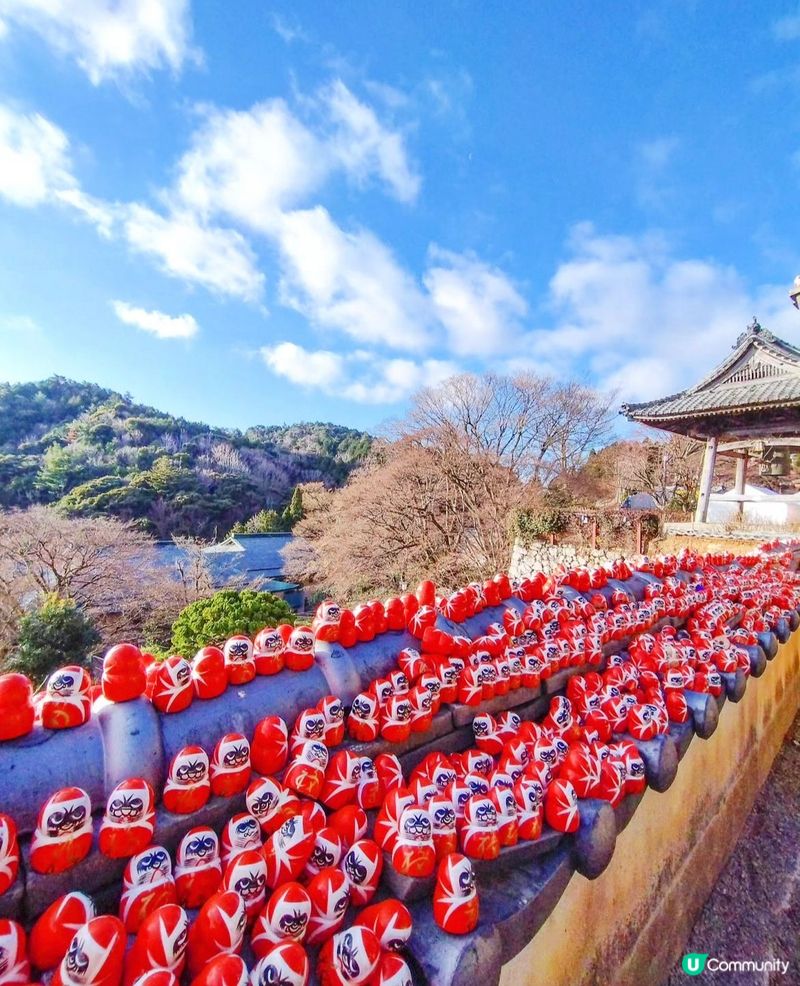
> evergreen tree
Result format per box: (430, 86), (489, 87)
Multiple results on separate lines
(281, 486), (304, 529)
(5, 594), (100, 685)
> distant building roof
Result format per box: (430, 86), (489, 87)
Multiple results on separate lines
(621, 321), (800, 438)
(621, 492), (659, 509)
(154, 533), (298, 589)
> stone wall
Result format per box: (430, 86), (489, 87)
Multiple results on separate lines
(498, 630), (800, 986)
(509, 540), (622, 577)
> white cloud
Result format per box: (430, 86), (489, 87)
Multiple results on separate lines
(261, 340), (458, 404)
(0, 104), (75, 206)
(174, 100), (325, 234)
(773, 11), (800, 41)
(532, 223), (800, 403)
(276, 205), (432, 351)
(112, 299), (198, 339)
(322, 80), (421, 203)
(171, 80), (419, 236)
(0, 312), (40, 334)
(424, 246), (528, 356)
(0, 0), (199, 83)
(269, 12), (310, 45)
(122, 204), (265, 302)
(54, 187), (116, 236)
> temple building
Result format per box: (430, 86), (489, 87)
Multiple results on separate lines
(622, 319), (800, 525)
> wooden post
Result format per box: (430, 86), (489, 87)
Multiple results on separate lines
(591, 516), (598, 550)
(636, 517), (643, 554)
(694, 436), (718, 525)
(735, 451), (748, 518)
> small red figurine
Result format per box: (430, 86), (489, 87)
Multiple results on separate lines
(163, 746), (211, 814)
(433, 853), (479, 935)
(30, 786), (93, 874)
(99, 779), (155, 858)
(29, 892), (95, 972)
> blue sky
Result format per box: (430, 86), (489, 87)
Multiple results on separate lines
(1, 1), (799, 433)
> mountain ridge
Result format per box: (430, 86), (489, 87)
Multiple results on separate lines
(0, 376), (373, 538)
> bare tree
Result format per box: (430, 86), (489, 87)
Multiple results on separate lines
(617, 434), (704, 510)
(404, 372), (614, 483)
(286, 372), (612, 600)
(0, 507), (205, 656)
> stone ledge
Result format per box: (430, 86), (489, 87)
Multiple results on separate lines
(497, 630), (800, 986)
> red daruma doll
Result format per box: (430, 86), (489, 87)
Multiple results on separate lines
(221, 849), (266, 925)
(223, 637), (255, 686)
(30, 787), (93, 874)
(250, 882), (312, 957)
(284, 626), (315, 672)
(263, 814), (315, 889)
(318, 925), (381, 986)
(284, 740), (328, 800)
(353, 899), (413, 953)
(186, 891), (246, 977)
(146, 657), (193, 714)
(191, 647), (227, 700)
(102, 644), (146, 703)
(175, 827), (222, 908)
(0, 920), (30, 985)
(124, 904), (189, 986)
(253, 628), (285, 676)
(40, 666), (92, 729)
(390, 805), (436, 878)
(341, 839), (383, 906)
(210, 734), (251, 797)
(305, 867), (351, 946)
(347, 693), (379, 742)
(0, 673), (35, 740)
(29, 892), (95, 973)
(52, 915), (127, 986)
(433, 853), (479, 935)
(99, 779), (155, 858)
(163, 746), (211, 814)
(0, 813), (19, 895)
(459, 795), (500, 861)
(250, 715), (289, 776)
(119, 845), (177, 933)
(249, 944), (308, 986)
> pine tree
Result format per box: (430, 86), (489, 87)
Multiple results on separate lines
(281, 486), (304, 529)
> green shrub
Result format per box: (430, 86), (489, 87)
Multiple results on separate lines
(511, 489), (573, 544)
(5, 594), (100, 686)
(229, 509), (283, 535)
(170, 589), (296, 655)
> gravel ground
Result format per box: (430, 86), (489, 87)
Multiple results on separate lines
(666, 712), (800, 986)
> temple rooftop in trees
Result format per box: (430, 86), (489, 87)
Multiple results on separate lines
(621, 319), (800, 524)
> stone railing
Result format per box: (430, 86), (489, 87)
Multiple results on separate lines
(1, 550), (799, 986)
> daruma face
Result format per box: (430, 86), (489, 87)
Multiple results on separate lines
(126, 846), (171, 886)
(47, 666), (88, 698)
(60, 916), (125, 986)
(170, 747), (209, 786)
(42, 789), (91, 837)
(223, 637), (253, 664)
(224, 813), (261, 853)
(399, 807), (431, 844)
(177, 828), (219, 868)
(105, 779), (153, 825)
(215, 735), (250, 770)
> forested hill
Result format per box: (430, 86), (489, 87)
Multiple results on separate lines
(0, 377), (372, 538)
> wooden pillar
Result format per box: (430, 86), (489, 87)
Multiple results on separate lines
(694, 436), (718, 525)
(735, 451), (748, 518)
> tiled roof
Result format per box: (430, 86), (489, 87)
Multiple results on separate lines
(622, 322), (800, 422)
(154, 533), (298, 588)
